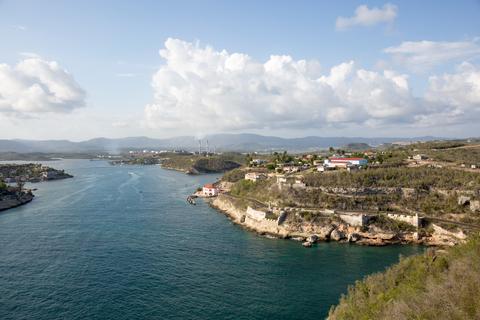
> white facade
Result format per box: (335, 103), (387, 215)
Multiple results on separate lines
(245, 172), (267, 182)
(202, 184), (219, 197)
(324, 158), (368, 168)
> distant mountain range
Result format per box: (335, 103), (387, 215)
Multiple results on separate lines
(0, 134), (441, 153)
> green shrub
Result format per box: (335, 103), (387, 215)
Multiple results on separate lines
(328, 235), (480, 320)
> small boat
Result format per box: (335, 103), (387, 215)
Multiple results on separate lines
(187, 196), (196, 205)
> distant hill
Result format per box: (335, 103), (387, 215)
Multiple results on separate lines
(0, 134), (441, 153)
(342, 143), (372, 151)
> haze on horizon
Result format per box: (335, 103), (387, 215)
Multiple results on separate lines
(0, 0), (479, 141)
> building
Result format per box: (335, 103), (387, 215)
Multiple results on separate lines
(245, 172), (267, 182)
(413, 154), (428, 161)
(250, 159), (267, 166)
(42, 171), (57, 180)
(202, 183), (219, 197)
(282, 165), (300, 173)
(324, 157), (368, 168)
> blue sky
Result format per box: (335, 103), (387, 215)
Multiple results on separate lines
(1, 0), (479, 140)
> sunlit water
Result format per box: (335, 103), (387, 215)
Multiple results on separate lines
(0, 160), (423, 319)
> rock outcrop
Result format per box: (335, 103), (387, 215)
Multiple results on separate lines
(209, 194), (468, 247)
(330, 229), (345, 241)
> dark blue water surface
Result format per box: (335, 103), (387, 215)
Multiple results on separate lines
(0, 160), (423, 319)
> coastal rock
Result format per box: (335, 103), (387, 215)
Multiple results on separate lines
(319, 225), (335, 240)
(307, 234), (318, 243)
(291, 236), (305, 242)
(302, 241), (313, 248)
(347, 233), (361, 243)
(429, 224), (467, 246)
(330, 229), (345, 241)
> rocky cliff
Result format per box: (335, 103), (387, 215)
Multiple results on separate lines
(210, 194), (467, 247)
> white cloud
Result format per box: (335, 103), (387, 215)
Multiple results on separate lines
(115, 73), (137, 77)
(145, 38), (428, 134)
(0, 57), (86, 117)
(336, 3), (397, 30)
(12, 25), (27, 31)
(421, 62), (480, 125)
(19, 52), (41, 58)
(384, 39), (480, 71)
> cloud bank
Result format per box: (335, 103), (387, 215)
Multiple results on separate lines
(0, 57), (85, 117)
(385, 39), (480, 71)
(144, 39), (480, 134)
(336, 3), (397, 30)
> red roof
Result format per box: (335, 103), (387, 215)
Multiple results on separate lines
(203, 183), (215, 189)
(330, 157), (365, 161)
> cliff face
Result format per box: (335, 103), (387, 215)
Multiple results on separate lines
(210, 194), (467, 246)
(0, 191), (34, 211)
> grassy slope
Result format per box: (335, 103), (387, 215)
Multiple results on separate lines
(328, 235), (480, 320)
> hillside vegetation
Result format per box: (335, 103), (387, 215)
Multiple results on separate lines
(161, 153), (244, 173)
(328, 235), (480, 320)
(304, 167), (480, 190)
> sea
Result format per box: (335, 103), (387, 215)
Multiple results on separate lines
(0, 159), (423, 319)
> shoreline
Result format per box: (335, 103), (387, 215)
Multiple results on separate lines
(207, 194), (467, 247)
(0, 193), (34, 212)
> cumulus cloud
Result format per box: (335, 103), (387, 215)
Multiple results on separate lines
(0, 57), (85, 117)
(421, 62), (480, 125)
(336, 3), (397, 30)
(385, 39), (480, 71)
(145, 38), (427, 133)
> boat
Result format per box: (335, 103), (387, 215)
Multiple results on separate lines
(187, 196), (196, 205)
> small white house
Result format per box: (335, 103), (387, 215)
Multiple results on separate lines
(283, 165), (300, 173)
(250, 159), (267, 166)
(202, 183), (219, 197)
(245, 172), (267, 182)
(413, 154), (428, 161)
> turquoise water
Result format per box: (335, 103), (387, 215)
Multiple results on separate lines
(0, 160), (423, 319)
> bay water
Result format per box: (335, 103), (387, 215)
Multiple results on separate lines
(0, 160), (422, 319)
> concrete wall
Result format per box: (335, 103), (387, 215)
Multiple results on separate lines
(387, 213), (421, 227)
(244, 215), (279, 231)
(337, 213), (370, 227)
(246, 206), (267, 221)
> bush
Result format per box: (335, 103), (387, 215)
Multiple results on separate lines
(303, 167), (480, 190)
(328, 236), (480, 320)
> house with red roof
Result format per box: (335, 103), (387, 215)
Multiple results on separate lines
(202, 183), (219, 197)
(323, 157), (368, 169)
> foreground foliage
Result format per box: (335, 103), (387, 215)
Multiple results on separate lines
(328, 236), (480, 320)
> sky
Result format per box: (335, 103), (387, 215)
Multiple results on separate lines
(0, 0), (479, 141)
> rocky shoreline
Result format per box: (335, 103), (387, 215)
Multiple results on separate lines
(209, 194), (467, 247)
(0, 192), (34, 212)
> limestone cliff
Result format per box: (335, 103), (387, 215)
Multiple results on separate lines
(210, 194), (466, 247)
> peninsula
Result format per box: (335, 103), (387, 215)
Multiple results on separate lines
(200, 140), (480, 247)
(110, 151), (243, 174)
(0, 163), (73, 211)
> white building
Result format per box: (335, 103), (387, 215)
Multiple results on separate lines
(202, 183), (219, 197)
(250, 159), (267, 166)
(324, 157), (368, 168)
(413, 154), (428, 161)
(282, 165), (300, 173)
(245, 172), (267, 182)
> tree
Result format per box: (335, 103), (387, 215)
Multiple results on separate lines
(245, 153), (253, 167)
